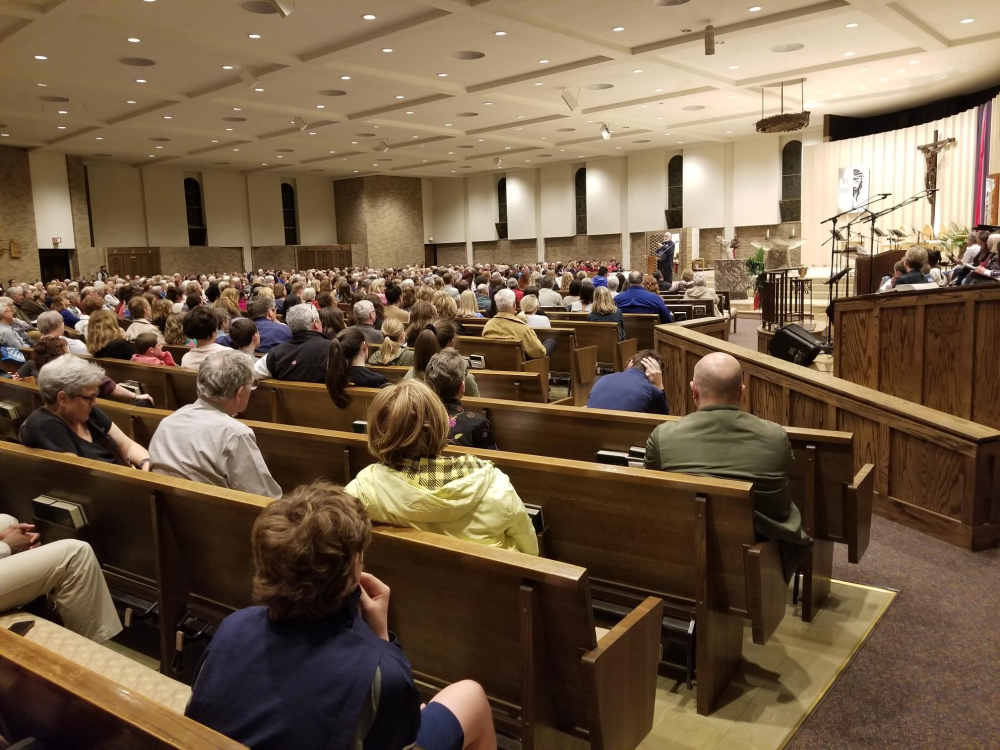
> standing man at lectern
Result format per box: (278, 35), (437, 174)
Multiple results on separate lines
(656, 236), (676, 284)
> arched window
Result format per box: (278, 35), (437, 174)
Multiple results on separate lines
(667, 155), (683, 229)
(184, 177), (206, 246)
(780, 141), (802, 222)
(575, 167), (587, 235)
(496, 177), (508, 239)
(281, 182), (299, 245)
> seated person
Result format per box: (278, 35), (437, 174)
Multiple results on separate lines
(20, 354), (151, 469)
(124, 296), (165, 344)
(326, 327), (390, 408)
(227, 318), (260, 363)
(150, 351), (281, 499)
(569, 282), (594, 312)
(482, 289), (555, 359)
(180, 307), (230, 372)
(352, 300), (384, 346)
(382, 284), (410, 324)
(404, 319), (479, 397)
(227, 296), (289, 353)
(592, 266), (609, 288)
(475, 283), (491, 311)
(36, 310), (87, 355)
(965, 232), (1000, 284)
(368, 318), (413, 366)
(0, 514), (122, 643)
(320, 306), (347, 339)
(537, 275), (563, 307)
(683, 272), (720, 310)
(346, 380), (537, 554)
(615, 271), (673, 323)
(254, 304), (332, 383)
(519, 294), (550, 329)
(878, 260), (905, 292)
(561, 279), (582, 310)
(668, 268), (695, 294)
(644, 352), (811, 579)
(185, 481), (496, 750)
(131, 332), (176, 366)
(587, 287), (625, 341)
(425, 348), (497, 450)
(586, 349), (668, 414)
(894, 246), (930, 286)
(50, 294), (81, 328)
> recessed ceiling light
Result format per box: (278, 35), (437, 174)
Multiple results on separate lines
(655, 88), (664, 93)
(233, 107), (241, 111)
(136, 78), (146, 83)
(633, 69), (643, 73)
(58, 110), (67, 114)
(156, 145), (163, 149)
(128, 37), (140, 43)
(516, 115), (524, 119)
(149, 154), (155, 157)
(329, 150), (336, 153)
(961, 18), (974, 24)
(859, 85), (867, 90)
(478, 139), (484, 142)
(860, 67), (869, 72)
(843, 52), (854, 57)
(612, 26), (624, 31)
(351, 141), (358, 144)
(910, 59), (919, 64)
(445, 123), (452, 126)
(382, 48), (393, 53)
(127, 100), (136, 104)
(233, 148), (240, 151)
(438, 73), (447, 77)
(729, 65), (738, 69)
(37, 83), (47, 86)
(504, 146), (511, 150)
(494, 30), (506, 36)
(897, 68), (905, 73)
(95, 136), (103, 140)
(405, 111), (414, 114)
(534, 82), (543, 86)
(341, 75), (351, 80)
(226, 128), (234, 131)
(223, 65), (234, 70)
(248, 34), (261, 39)
(515, 128), (522, 131)
(725, 130), (732, 134)
(34, 55), (47, 60)
(211, 140), (219, 143)
(483, 101), (492, 105)
(395, 95), (405, 99)
(845, 22), (858, 28)
(262, 163), (268, 166)
(57, 126), (66, 129)
(834, 93), (843, 98)
(254, 87), (264, 91)
(539, 59), (549, 64)
(676, 141), (683, 144)
(880, 77), (889, 82)
(316, 104), (325, 108)
(412, 135), (419, 139)
(308, 131), (316, 135)
(163, 115), (171, 119)
(749, 6), (762, 12)
(362, 14), (376, 20)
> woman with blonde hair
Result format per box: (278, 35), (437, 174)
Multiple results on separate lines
(345, 379), (537, 554)
(405, 301), (436, 346)
(86, 309), (134, 359)
(457, 290), (483, 319)
(587, 286), (625, 340)
(433, 293), (459, 321)
(416, 284), (435, 303)
(369, 318), (414, 366)
(221, 286), (240, 309)
(214, 295), (240, 320)
(519, 295), (550, 329)
(559, 272), (574, 293)
(163, 313), (188, 346)
(369, 278), (387, 306)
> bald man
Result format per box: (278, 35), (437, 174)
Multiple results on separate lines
(644, 352), (810, 579)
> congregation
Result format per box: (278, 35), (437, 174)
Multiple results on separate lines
(0, 259), (807, 750)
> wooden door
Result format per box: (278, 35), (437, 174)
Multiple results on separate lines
(127, 253), (143, 278)
(297, 249), (316, 269)
(316, 250), (333, 269)
(107, 253), (126, 278)
(424, 244), (437, 267)
(140, 252), (159, 277)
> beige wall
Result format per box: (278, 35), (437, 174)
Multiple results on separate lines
(334, 178), (366, 246)
(66, 156), (105, 278)
(159, 247), (244, 276)
(544, 234), (622, 264)
(437, 244), (467, 267)
(0, 146), (41, 282)
(364, 176), (423, 268)
(252, 245), (297, 271)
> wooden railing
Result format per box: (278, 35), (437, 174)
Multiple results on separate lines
(834, 284), (1000, 429)
(655, 324), (1000, 552)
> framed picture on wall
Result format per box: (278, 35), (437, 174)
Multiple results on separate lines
(9, 240), (21, 260)
(837, 165), (870, 213)
(986, 173), (999, 225)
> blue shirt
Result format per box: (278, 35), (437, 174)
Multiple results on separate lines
(614, 286), (673, 323)
(60, 309), (81, 327)
(592, 275), (608, 288)
(186, 591), (421, 750)
(586, 367), (669, 414)
(217, 318), (292, 353)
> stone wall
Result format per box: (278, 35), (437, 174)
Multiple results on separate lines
(0, 146), (40, 282)
(629, 233), (646, 274)
(733, 222), (802, 262)
(437, 244), (466, 267)
(363, 176), (423, 268)
(251, 246), (297, 271)
(333, 178), (366, 247)
(544, 234), (622, 265)
(698, 228), (727, 263)
(158, 247), (244, 276)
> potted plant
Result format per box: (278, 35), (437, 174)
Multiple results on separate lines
(745, 246), (766, 309)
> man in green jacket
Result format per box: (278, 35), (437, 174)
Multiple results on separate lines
(644, 352), (811, 580)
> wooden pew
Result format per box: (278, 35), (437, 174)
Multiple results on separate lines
(0, 627), (245, 750)
(457, 321), (577, 375)
(545, 320), (631, 371)
(670, 315), (731, 341)
(543, 311), (662, 352)
(656, 323), (1000, 552)
(0, 444), (662, 747)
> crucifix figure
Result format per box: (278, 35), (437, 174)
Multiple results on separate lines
(917, 129), (956, 227)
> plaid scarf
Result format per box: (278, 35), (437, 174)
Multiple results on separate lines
(401, 454), (488, 491)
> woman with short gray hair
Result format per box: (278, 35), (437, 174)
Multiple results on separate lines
(424, 348), (496, 450)
(20, 354), (150, 469)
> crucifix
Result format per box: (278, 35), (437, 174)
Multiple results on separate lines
(917, 129), (956, 228)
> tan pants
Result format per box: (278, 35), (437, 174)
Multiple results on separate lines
(0, 514), (122, 642)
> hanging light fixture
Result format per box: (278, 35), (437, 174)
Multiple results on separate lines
(756, 77), (810, 133)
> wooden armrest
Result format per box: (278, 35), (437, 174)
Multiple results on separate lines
(845, 463), (874, 564)
(745, 539), (786, 645)
(582, 596), (662, 750)
(614, 339), (638, 372)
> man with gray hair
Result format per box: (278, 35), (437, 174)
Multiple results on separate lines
(606, 274), (620, 297)
(482, 288), (553, 359)
(149, 351), (281, 499)
(644, 352), (810, 579)
(351, 299), (384, 346)
(614, 271), (673, 323)
(36, 310), (88, 356)
(253, 303), (330, 383)
(0, 297), (32, 349)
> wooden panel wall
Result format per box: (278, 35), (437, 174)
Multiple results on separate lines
(835, 286), (1000, 428)
(657, 325), (1000, 552)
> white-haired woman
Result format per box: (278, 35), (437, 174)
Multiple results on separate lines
(683, 272), (721, 309)
(20, 354), (150, 469)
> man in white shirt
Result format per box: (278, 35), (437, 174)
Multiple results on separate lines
(537, 275), (564, 307)
(150, 350), (282, 499)
(180, 306), (229, 372)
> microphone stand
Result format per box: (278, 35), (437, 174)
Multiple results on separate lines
(863, 189), (935, 294)
(821, 193), (889, 346)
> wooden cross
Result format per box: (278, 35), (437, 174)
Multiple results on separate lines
(917, 129), (956, 228)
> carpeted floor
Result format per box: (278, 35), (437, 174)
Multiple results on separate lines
(788, 516), (1000, 748)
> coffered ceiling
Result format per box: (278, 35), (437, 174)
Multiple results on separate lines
(0, 0), (997, 178)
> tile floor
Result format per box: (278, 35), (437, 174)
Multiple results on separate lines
(639, 580), (896, 749)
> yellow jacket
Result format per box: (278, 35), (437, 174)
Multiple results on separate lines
(345, 454), (538, 555)
(482, 312), (547, 359)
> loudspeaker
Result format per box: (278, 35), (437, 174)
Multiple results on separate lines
(768, 324), (824, 366)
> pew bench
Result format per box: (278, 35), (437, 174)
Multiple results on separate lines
(0, 624), (243, 749)
(0, 444), (662, 749)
